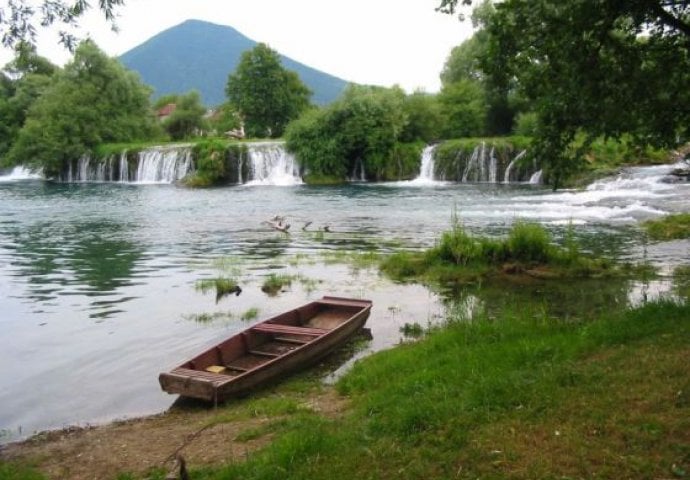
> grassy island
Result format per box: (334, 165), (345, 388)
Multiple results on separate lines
(381, 219), (632, 285)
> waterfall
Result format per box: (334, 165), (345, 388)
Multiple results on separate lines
(503, 150), (527, 183)
(59, 144), (193, 183)
(136, 146), (193, 184)
(462, 145), (480, 182)
(350, 158), (366, 182)
(0, 166), (43, 182)
(245, 142), (302, 186)
(409, 145), (440, 185)
(488, 147), (498, 183)
(529, 170), (543, 184)
(119, 152), (129, 182)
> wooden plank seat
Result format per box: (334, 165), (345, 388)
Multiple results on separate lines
(251, 323), (329, 336)
(249, 349), (281, 358)
(172, 367), (230, 380)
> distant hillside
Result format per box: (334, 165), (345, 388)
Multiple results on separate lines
(119, 19), (350, 106)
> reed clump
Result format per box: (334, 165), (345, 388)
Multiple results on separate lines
(643, 213), (690, 240)
(381, 220), (615, 283)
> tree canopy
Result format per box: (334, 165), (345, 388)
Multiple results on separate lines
(285, 84), (408, 180)
(157, 90), (207, 140)
(226, 43), (312, 138)
(7, 40), (159, 175)
(0, 0), (123, 51)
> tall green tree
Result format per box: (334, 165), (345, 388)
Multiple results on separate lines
(286, 85), (407, 180)
(8, 40), (159, 175)
(0, 46), (57, 161)
(226, 43), (311, 138)
(440, 0), (515, 136)
(438, 79), (486, 138)
(400, 90), (444, 143)
(157, 91), (207, 140)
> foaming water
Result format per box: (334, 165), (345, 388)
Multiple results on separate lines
(0, 166), (43, 182)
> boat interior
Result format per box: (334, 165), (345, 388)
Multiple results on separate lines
(180, 300), (365, 376)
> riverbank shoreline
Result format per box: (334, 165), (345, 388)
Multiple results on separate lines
(2, 299), (688, 480)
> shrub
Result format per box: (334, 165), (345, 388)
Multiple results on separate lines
(507, 221), (553, 264)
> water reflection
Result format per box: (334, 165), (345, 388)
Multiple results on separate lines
(5, 219), (144, 312)
(440, 277), (634, 322)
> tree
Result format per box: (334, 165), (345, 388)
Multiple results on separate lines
(8, 40), (159, 175)
(440, 0), (516, 136)
(159, 91), (207, 140)
(438, 79), (486, 138)
(400, 90), (444, 143)
(286, 85), (408, 180)
(0, 0), (123, 51)
(440, 0), (690, 188)
(0, 46), (57, 160)
(226, 43), (311, 138)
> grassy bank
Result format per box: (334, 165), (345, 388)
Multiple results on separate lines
(195, 300), (689, 479)
(2, 300), (688, 479)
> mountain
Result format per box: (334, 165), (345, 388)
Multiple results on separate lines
(119, 19), (350, 107)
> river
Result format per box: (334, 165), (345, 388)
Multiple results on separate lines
(0, 160), (688, 443)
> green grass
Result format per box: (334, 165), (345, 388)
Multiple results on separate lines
(0, 463), (46, 480)
(643, 213), (690, 240)
(240, 307), (260, 321)
(260, 274), (294, 295)
(195, 277), (240, 301)
(381, 220), (617, 284)
(186, 299), (690, 479)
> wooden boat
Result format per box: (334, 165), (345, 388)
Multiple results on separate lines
(159, 296), (372, 402)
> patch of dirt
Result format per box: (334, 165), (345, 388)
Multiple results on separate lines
(0, 388), (350, 479)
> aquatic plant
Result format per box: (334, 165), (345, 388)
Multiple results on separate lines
(382, 220), (616, 283)
(240, 307), (260, 321)
(261, 274), (294, 295)
(643, 213), (690, 241)
(399, 322), (425, 338)
(195, 277), (241, 302)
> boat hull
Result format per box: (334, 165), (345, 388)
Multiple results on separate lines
(159, 296), (372, 402)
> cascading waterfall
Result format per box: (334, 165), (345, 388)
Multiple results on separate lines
(503, 150), (526, 183)
(529, 170), (543, 184)
(119, 152), (129, 183)
(135, 146), (193, 184)
(60, 145), (193, 183)
(409, 145), (440, 185)
(350, 158), (366, 182)
(245, 142), (302, 186)
(488, 147), (498, 183)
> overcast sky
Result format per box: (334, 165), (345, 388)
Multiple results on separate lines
(0, 0), (476, 92)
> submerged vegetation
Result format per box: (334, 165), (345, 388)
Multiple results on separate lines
(195, 277), (241, 301)
(643, 213), (690, 241)
(260, 274), (294, 296)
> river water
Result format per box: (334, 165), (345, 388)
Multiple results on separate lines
(0, 162), (688, 443)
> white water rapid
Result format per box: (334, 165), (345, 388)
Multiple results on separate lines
(245, 142), (302, 186)
(509, 161), (689, 224)
(0, 166), (43, 182)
